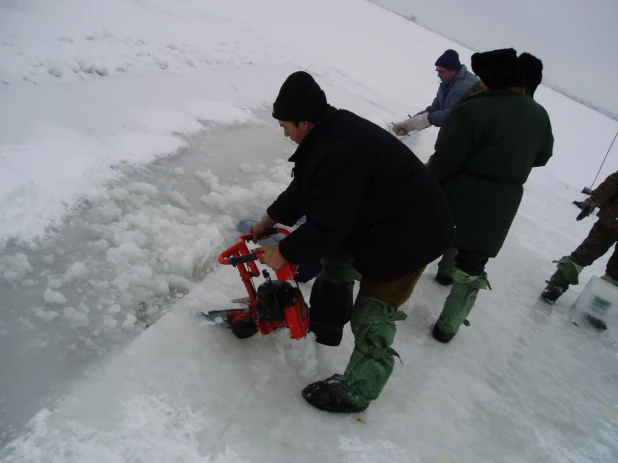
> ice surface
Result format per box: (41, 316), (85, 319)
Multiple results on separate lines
(1, 110), (616, 462)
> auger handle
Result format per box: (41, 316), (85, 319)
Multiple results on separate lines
(218, 227), (291, 266)
(241, 228), (280, 242)
(229, 252), (264, 267)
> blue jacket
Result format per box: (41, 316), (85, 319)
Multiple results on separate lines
(424, 65), (479, 127)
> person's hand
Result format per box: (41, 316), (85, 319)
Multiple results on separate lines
(391, 113), (431, 136)
(392, 122), (409, 136)
(576, 197), (597, 221)
(250, 216), (277, 243)
(253, 245), (287, 271)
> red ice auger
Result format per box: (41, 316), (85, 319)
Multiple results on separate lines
(203, 228), (310, 340)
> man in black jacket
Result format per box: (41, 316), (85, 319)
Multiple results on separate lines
(251, 71), (453, 413)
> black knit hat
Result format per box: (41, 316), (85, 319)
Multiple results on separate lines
(471, 48), (524, 89)
(272, 71), (328, 122)
(518, 52), (543, 96)
(435, 49), (462, 71)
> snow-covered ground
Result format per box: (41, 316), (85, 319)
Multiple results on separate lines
(1, 0), (618, 461)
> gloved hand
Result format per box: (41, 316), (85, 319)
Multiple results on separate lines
(576, 197), (597, 221)
(391, 112), (431, 136)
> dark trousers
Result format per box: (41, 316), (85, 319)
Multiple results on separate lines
(455, 249), (489, 276)
(308, 252), (423, 345)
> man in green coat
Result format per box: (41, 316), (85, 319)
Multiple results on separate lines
(434, 51), (545, 285)
(426, 48), (554, 343)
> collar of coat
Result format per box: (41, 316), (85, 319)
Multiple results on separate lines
(467, 87), (528, 101)
(288, 104), (339, 164)
(440, 65), (470, 88)
(455, 65), (470, 81)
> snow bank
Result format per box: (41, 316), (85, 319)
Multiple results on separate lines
(1, 0), (617, 250)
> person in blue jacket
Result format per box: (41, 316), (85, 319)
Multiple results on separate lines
(392, 49), (479, 135)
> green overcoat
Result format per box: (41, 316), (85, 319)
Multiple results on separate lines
(427, 89), (554, 257)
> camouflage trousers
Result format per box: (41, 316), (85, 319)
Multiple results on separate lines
(570, 218), (618, 279)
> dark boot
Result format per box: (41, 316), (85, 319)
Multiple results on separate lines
(541, 284), (565, 304)
(302, 374), (368, 413)
(309, 321), (345, 346)
(309, 273), (354, 346)
(435, 270), (454, 286)
(432, 324), (456, 343)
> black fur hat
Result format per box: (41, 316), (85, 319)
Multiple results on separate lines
(471, 48), (524, 89)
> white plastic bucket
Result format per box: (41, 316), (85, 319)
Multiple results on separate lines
(569, 276), (618, 338)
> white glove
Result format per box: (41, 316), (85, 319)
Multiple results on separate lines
(391, 112), (431, 136)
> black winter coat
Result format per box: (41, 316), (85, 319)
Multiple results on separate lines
(267, 105), (454, 281)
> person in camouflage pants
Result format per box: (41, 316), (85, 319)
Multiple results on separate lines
(542, 170), (618, 303)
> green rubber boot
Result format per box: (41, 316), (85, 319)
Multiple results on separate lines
(433, 269), (488, 343)
(541, 256), (582, 303)
(339, 295), (407, 408)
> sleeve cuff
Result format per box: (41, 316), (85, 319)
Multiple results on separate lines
(266, 204), (301, 227)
